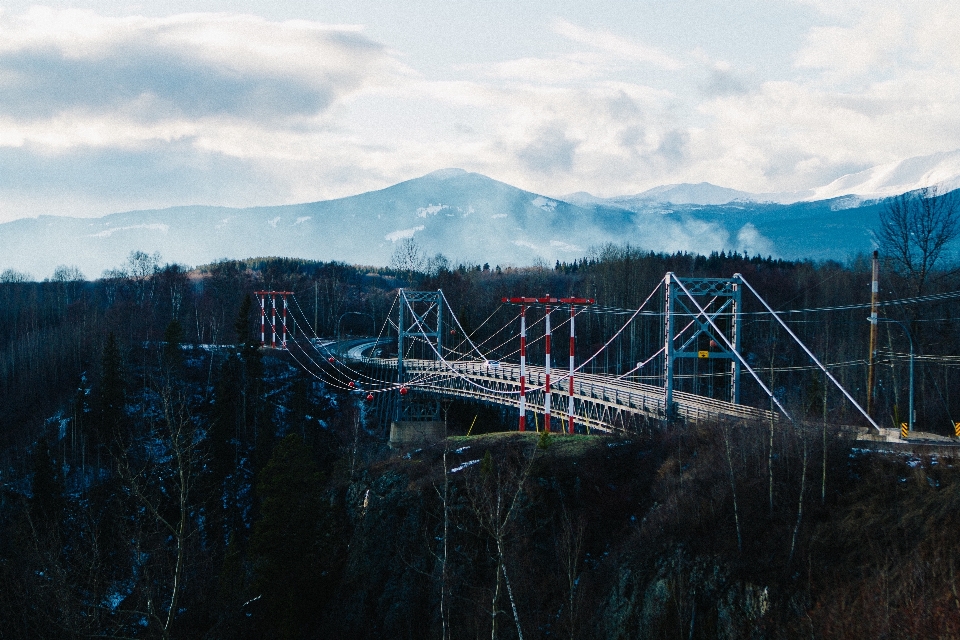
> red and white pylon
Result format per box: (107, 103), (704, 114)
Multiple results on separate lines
(503, 296), (594, 434)
(258, 294), (266, 346)
(282, 294), (289, 349)
(254, 291), (294, 350)
(519, 304), (527, 432)
(544, 303), (552, 432)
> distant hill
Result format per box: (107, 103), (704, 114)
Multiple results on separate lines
(1, 165), (952, 279)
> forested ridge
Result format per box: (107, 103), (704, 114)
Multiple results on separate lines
(0, 245), (959, 638)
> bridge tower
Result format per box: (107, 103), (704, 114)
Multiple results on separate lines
(391, 289), (445, 446)
(663, 274), (741, 417)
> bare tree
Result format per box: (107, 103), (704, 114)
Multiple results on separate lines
(466, 446), (538, 640)
(0, 268), (31, 283)
(125, 250), (162, 306)
(119, 383), (200, 640)
(391, 238), (426, 280)
(555, 503), (586, 640)
(427, 252), (451, 276)
(878, 185), (960, 296)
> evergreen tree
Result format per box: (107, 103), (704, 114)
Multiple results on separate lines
(162, 318), (185, 374)
(235, 293), (255, 349)
(98, 332), (125, 450)
(211, 356), (242, 484)
(30, 436), (65, 529)
(248, 434), (326, 638)
(233, 295), (271, 471)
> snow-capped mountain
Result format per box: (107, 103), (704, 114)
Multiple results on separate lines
(4, 152), (960, 279)
(565, 150), (960, 207)
(0, 169), (625, 277)
(802, 149), (960, 202)
(562, 182), (759, 208)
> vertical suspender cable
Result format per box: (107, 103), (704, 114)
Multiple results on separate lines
(568, 304), (576, 434)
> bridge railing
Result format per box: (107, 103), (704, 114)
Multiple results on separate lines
(355, 353), (778, 431)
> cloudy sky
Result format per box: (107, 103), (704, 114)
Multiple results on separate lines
(1, 0), (959, 222)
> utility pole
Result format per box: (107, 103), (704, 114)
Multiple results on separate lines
(867, 250), (879, 416)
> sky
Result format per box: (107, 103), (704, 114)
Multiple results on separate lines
(1, 0), (960, 222)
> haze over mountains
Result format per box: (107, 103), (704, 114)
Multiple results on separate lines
(3, 150), (960, 279)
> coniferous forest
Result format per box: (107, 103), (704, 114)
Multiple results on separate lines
(1, 245), (960, 638)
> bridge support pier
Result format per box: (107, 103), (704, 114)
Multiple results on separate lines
(389, 420), (445, 447)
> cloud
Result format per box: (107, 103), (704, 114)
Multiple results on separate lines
(470, 53), (608, 83)
(794, 8), (907, 79)
(516, 125), (579, 174)
(551, 18), (682, 70)
(734, 223), (774, 257)
(702, 67), (750, 97)
(4, 4), (960, 227)
(0, 9), (400, 140)
(656, 129), (689, 167)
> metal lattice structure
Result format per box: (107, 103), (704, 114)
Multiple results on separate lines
(395, 289), (443, 422)
(664, 274), (741, 418)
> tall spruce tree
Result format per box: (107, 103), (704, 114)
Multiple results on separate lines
(248, 434), (325, 638)
(30, 436), (65, 529)
(98, 332), (125, 451)
(162, 318), (185, 374)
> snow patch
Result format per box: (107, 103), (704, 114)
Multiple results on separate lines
(549, 240), (582, 252)
(88, 223), (168, 238)
(491, 213), (508, 219)
(386, 225), (424, 242)
(451, 459), (480, 473)
(294, 216), (311, 225)
(267, 216), (281, 228)
(417, 204), (449, 218)
(513, 240), (539, 250)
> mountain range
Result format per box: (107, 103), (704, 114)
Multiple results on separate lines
(3, 151), (960, 279)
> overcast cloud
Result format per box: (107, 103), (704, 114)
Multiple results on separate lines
(1, 1), (959, 221)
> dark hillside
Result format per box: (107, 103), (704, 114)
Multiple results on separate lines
(0, 247), (958, 637)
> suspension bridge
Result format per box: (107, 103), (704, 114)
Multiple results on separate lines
(252, 272), (888, 441)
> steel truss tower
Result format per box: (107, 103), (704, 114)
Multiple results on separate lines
(396, 289), (443, 422)
(664, 274), (741, 418)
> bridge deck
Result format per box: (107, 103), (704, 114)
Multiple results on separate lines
(357, 352), (777, 432)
